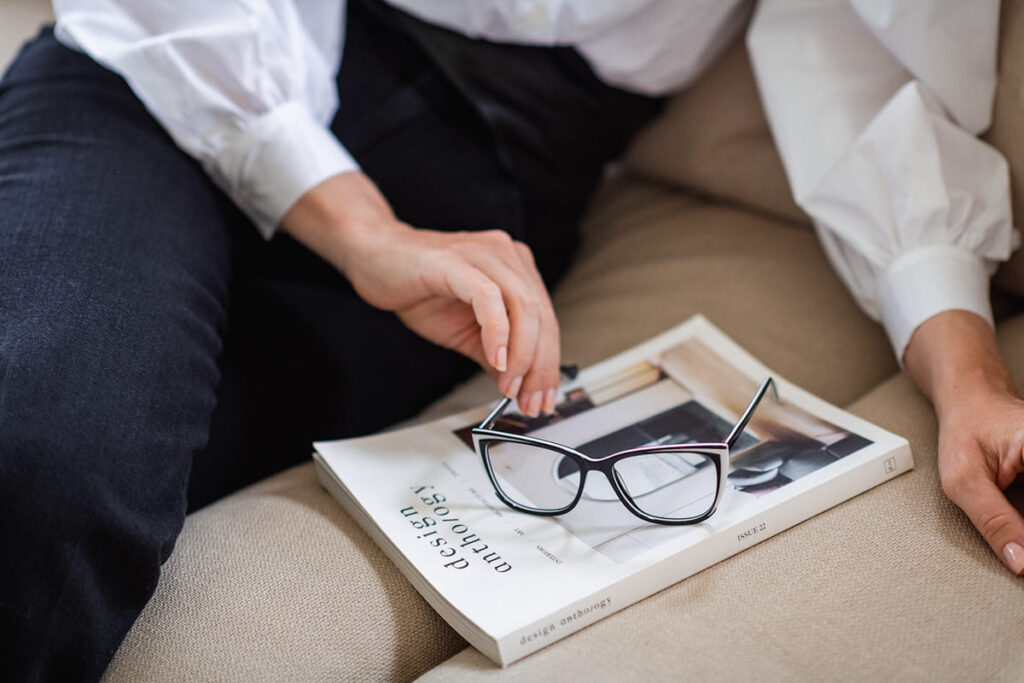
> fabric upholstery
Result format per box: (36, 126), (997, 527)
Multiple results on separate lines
(105, 181), (898, 681)
(416, 318), (1024, 683)
(989, 0), (1024, 295)
(621, 27), (807, 228)
(408, 174), (898, 427)
(102, 464), (468, 682)
(1, 0), (1021, 680)
(0, 1), (52, 68)
(553, 178), (896, 406)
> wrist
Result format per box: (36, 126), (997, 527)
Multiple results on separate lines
(904, 310), (1018, 420)
(280, 171), (401, 275)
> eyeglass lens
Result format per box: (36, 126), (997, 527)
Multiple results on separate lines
(482, 440), (579, 512)
(483, 439), (719, 521)
(612, 449), (718, 521)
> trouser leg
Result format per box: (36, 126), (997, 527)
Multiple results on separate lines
(0, 31), (237, 681)
(1, 1), (661, 675)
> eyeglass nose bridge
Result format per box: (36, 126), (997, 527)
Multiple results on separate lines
(535, 451), (647, 518)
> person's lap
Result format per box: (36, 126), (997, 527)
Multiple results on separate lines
(187, 3), (518, 508)
(191, 0), (661, 505)
(0, 24), (524, 683)
(0, 29), (238, 680)
(0, 1), (657, 677)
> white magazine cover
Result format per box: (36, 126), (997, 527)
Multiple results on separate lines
(314, 316), (912, 665)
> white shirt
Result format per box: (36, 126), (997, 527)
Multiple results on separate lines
(52, 0), (1017, 362)
(748, 0), (1015, 360)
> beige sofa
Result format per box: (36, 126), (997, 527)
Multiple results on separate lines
(5, 2), (1024, 680)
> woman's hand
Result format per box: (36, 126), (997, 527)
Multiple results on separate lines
(905, 311), (1024, 575)
(281, 171), (561, 416)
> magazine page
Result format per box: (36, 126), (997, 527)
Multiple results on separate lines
(315, 316), (911, 661)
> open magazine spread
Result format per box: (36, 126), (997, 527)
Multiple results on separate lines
(314, 316), (912, 666)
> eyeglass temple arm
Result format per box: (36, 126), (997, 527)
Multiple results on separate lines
(725, 377), (777, 450)
(479, 396), (513, 429)
(478, 364), (579, 429)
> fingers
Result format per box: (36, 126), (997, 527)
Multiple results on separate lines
(424, 230), (559, 415)
(942, 460), (1024, 575)
(437, 256), (510, 373)
(501, 272), (542, 399)
(522, 309), (561, 415)
(512, 242), (561, 415)
(507, 242), (560, 414)
(464, 233), (560, 416)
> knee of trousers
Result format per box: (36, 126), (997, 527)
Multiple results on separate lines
(0, 414), (194, 678)
(0, 338), (207, 679)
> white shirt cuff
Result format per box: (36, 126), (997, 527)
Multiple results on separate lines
(877, 245), (993, 363)
(215, 102), (360, 239)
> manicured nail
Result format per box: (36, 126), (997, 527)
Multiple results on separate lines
(527, 391), (543, 417)
(495, 345), (507, 372)
(1002, 542), (1024, 575)
(543, 388), (557, 414)
(505, 375), (523, 400)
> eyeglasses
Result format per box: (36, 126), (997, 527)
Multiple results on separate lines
(471, 374), (777, 525)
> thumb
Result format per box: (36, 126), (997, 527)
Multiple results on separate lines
(945, 469), (1024, 575)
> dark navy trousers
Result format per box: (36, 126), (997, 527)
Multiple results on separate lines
(0, 0), (661, 679)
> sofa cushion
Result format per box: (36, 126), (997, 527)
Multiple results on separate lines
(415, 317), (1024, 683)
(102, 463), (468, 682)
(422, 179), (896, 425)
(105, 175), (900, 680)
(423, 179), (897, 425)
(988, 0), (1024, 296)
(553, 178), (896, 406)
(0, 1), (52, 70)
(621, 29), (808, 227)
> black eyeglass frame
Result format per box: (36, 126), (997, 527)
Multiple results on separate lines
(471, 376), (777, 526)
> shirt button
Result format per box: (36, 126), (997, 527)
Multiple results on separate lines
(523, 2), (549, 28)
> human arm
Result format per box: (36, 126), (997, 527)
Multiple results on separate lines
(282, 172), (562, 415)
(748, 0), (1023, 573)
(904, 311), (1024, 574)
(53, 0), (356, 238)
(53, 0), (561, 414)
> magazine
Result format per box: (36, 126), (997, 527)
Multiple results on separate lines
(313, 316), (912, 666)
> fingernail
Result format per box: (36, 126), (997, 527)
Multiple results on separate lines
(495, 345), (507, 372)
(543, 388), (557, 414)
(505, 375), (523, 400)
(1002, 542), (1024, 575)
(527, 391), (543, 417)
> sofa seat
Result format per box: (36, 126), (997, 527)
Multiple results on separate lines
(2, 1), (1023, 680)
(101, 176), (1024, 681)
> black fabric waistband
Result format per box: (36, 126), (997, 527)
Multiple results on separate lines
(352, 0), (665, 218)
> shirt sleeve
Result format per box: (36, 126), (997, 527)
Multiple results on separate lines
(747, 0), (1018, 362)
(53, 0), (358, 238)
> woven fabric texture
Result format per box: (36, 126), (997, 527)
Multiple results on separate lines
(1, 0), (1020, 680)
(989, 0), (1024, 295)
(417, 319), (1024, 683)
(103, 464), (467, 682)
(106, 180), (902, 681)
(621, 27), (807, 228)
